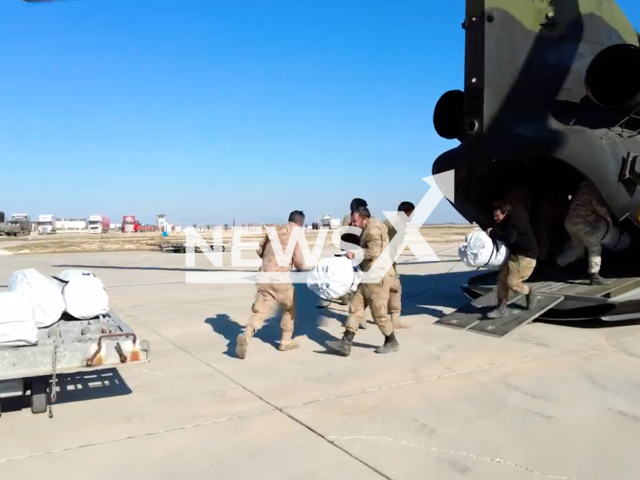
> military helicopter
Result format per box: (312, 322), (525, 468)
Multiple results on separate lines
(21, 0), (640, 334)
(431, 0), (640, 335)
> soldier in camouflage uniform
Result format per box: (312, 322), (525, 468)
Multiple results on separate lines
(326, 206), (399, 356)
(341, 198), (368, 239)
(384, 201), (415, 329)
(557, 180), (612, 285)
(236, 211), (307, 359)
(337, 198), (368, 327)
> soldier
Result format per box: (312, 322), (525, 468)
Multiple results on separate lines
(342, 198), (368, 228)
(337, 198), (368, 323)
(486, 201), (539, 318)
(384, 201), (415, 329)
(236, 210), (307, 359)
(557, 180), (612, 285)
(341, 197), (368, 252)
(325, 206), (399, 356)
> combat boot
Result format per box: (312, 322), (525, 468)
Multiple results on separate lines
(235, 326), (255, 359)
(278, 340), (299, 352)
(325, 331), (355, 356)
(486, 300), (508, 319)
(590, 273), (611, 285)
(526, 292), (538, 310)
(375, 332), (399, 354)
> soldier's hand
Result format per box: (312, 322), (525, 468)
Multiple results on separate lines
(345, 251), (355, 260)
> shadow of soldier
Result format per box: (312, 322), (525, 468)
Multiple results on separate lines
(204, 282), (379, 358)
(397, 270), (480, 318)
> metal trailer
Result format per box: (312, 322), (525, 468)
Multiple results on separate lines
(0, 310), (150, 418)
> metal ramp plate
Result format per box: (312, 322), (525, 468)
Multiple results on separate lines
(435, 291), (523, 330)
(468, 293), (564, 337)
(435, 293), (563, 337)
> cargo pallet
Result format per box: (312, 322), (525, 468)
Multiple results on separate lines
(0, 310), (150, 417)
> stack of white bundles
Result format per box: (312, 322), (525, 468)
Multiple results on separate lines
(307, 255), (361, 300)
(0, 291), (38, 346)
(61, 274), (109, 320)
(458, 230), (508, 270)
(9, 268), (65, 328)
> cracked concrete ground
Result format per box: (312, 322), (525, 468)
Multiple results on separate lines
(1, 246), (640, 479)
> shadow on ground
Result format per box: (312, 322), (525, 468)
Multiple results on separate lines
(537, 318), (640, 329)
(0, 368), (132, 414)
(205, 283), (380, 358)
(398, 270), (479, 318)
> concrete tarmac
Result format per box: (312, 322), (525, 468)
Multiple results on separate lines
(0, 248), (639, 479)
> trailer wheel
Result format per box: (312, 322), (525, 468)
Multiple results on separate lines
(31, 379), (48, 414)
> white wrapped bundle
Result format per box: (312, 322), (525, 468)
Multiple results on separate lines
(0, 291), (38, 346)
(307, 255), (361, 300)
(458, 230), (508, 270)
(9, 269), (65, 328)
(62, 275), (109, 320)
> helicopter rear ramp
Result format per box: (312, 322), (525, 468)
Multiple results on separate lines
(436, 290), (564, 337)
(436, 273), (640, 337)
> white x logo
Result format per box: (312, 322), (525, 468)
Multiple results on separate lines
(362, 169), (455, 283)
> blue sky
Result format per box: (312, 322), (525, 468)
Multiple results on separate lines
(0, 0), (638, 226)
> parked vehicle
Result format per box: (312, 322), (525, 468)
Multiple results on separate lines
(88, 215), (110, 234)
(37, 215), (56, 234)
(0, 212), (31, 236)
(121, 215), (137, 233)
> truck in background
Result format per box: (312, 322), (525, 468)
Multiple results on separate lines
(37, 214), (56, 234)
(88, 215), (110, 234)
(122, 215), (138, 233)
(0, 213), (32, 236)
(137, 224), (159, 232)
(11, 214), (32, 235)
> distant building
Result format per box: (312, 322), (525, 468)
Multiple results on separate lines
(157, 214), (168, 231)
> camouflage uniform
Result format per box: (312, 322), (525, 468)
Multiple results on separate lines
(326, 217), (399, 356)
(558, 180), (611, 275)
(337, 213), (366, 326)
(384, 218), (404, 328)
(236, 222), (306, 359)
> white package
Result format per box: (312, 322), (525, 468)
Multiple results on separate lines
(0, 291), (38, 346)
(9, 269), (65, 328)
(63, 275), (109, 320)
(307, 255), (361, 300)
(458, 230), (509, 270)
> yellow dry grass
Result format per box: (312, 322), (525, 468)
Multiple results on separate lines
(1, 225), (474, 254)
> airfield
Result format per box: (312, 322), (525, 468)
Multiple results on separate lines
(1, 228), (640, 480)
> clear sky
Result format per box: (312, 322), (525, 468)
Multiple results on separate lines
(1, 0), (638, 226)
